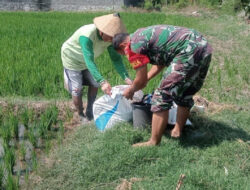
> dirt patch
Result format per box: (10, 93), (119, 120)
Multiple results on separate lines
(193, 95), (237, 114)
(116, 178), (143, 190)
(240, 27), (250, 36)
(164, 5), (215, 17)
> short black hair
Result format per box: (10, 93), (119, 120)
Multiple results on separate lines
(112, 33), (129, 50)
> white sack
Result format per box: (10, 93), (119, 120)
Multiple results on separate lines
(93, 85), (143, 131)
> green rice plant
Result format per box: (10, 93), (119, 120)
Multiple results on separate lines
(0, 12), (167, 99)
(24, 169), (29, 185)
(19, 107), (33, 129)
(27, 126), (37, 147)
(40, 105), (58, 132)
(8, 114), (19, 139)
(37, 121), (49, 140)
(4, 147), (16, 174)
(0, 107), (3, 126)
(6, 173), (18, 190)
(31, 150), (38, 171)
(1, 122), (11, 145)
(0, 163), (3, 189)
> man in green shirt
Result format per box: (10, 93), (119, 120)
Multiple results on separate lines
(61, 13), (132, 122)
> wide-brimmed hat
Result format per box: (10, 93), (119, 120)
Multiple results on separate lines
(93, 13), (127, 37)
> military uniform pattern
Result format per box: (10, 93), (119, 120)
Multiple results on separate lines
(129, 25), (213, 112)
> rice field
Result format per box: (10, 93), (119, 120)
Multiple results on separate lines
(0, 10), (249, 189)
(0, 103), (65, 189)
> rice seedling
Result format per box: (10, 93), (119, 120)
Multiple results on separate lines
(1, 123), (11, 145)
(18, 108), (33, 129)
(8, 114), (19, 140)
(31, 150), (37, 171)
(6, 173), (18, 190)
(27, 126), (37, 148)
(0, 103), (64, 189)
(0, 163), (4, 189)
(19, 143), (26, 161)
(4, 147), (16, 174)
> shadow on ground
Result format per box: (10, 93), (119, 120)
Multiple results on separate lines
(175, 114), (250, 148)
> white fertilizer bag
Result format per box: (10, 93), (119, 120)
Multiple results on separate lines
(168, 103), (192, 125)
(93, 85), (143, 131)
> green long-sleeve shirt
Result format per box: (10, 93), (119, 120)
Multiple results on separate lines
(61, 24), (129, 83)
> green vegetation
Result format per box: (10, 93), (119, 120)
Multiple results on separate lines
(28, 110), (250, 190)
(0, 11), (249, 108)
(0, 8), (249, 190)
(130, 0), (249, 15)
(0, 104), (64, 189)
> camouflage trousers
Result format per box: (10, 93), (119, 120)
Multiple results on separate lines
(151, 46), (212, 112)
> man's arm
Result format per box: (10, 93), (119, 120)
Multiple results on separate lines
(147, 65), (165, 81)
(107, 45), (131, 83)
(79, 36), (105, 83)
(79, 36), (112, 95)
(123, 65), (148, 100)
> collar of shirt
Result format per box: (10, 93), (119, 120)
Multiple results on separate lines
(125, 42), (150, 70)
(96, 29), (103, 41)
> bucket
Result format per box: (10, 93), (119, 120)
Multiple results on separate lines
(132, 102), (152, 129)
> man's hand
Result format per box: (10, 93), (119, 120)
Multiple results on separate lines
(123, 86), (135, 100)
(124, 78), (133, 85)
(101, 81), (112, 95)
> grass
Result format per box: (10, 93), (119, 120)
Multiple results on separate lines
(0, 8), (249, 190)
(1, 11), (248, 108)
(27, 110), (250, 190)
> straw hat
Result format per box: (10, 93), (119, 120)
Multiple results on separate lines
(93, 13), (127, 37)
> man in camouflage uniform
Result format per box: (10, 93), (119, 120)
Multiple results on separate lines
(112, 25), (212, 146)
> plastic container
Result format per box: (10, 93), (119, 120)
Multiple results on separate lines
(132, 102), (152, 129)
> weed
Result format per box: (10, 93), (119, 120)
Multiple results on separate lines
(4, 147), (16, 174)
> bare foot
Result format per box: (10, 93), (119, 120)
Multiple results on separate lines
(132, 140), (157, 147)
(170, 129), (182, 138)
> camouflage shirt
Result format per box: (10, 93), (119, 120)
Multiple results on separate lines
(127, 25), (212, 69)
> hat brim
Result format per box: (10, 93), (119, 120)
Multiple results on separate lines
(94, 14), (127, 37)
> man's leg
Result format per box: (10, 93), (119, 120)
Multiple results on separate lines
(133, 110), (169, 147)
(171, 106), (190, 138)
(72, 95), (84, 117)
(82, 69), (100, 121)
(64, 69), (84, 119)
(170, 53), (211, 137)
(85, 86), (98, 120)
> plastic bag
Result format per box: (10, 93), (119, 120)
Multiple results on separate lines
(93, 85), (143, 131)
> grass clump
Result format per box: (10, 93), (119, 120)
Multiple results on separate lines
(28, 110), (250, 190)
